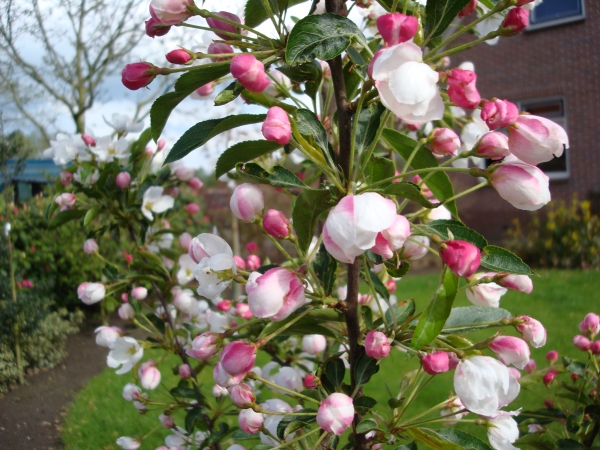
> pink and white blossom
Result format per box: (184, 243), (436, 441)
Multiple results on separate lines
(116, 436), (141, 449)
(579, 313), (600, 336)
(187, 331), (222, 360)
(515, 316), (546, 348)
(488, 336), (531, 369)
(486, 412), (520, 450)
(489, 161), (550, 211)
(317, 393), (354, 436)
(262, 107), (291, 145)
(107, 337), (144, 374)
(95, 326), (122, 347)
(441, 240), (481, 278)
(138, 360), (161, 390)
(370, 214), (411, 259)
(364, 330), (391, 360)
(466, 273), (508, 307)
(507, 115), (569, 165)
(401, 235), (430, 260)
(230, 54), (270, 93)
(149, 0), (194, 25)
(246, 267), (307, 321)
(239, 408), (263, 434)
(220, 341), (257, 377)
(230, 184), (264, 222)
(302, 335), (327, 355)
(262, 209), (290, 239)
(376, 13), (418, 46)
(83, 238), (98, 254)
(190, 234), (236, 300)
(141, 186), (175, 221)
(78, 282), (105, 305)
(422, 351), (450, 375)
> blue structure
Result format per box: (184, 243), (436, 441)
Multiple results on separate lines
(0, 159), (62, 202)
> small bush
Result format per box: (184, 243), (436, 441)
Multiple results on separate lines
(505, 195), (600, 269)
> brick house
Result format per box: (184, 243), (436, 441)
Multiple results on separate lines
(451, 0), (596, 243)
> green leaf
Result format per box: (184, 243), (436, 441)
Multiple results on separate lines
(412, 268), (459, 349)
(170, 386), (204, 402)
(150, 63), (230, 141)
(383, 128), (458, 218)
(48, 209), (87, 229)
(354, 396), (377, 415)
(130, 127), (153, 160)
(296, 108), (329, 153)
(258, 308), (344, 339)
(167, 114), (266, 164)
(326, 358), (346, 389)
(362, 269), (390, 302)
(244, 0), (307, 27)
(356, 419), (379, 434)
(365, 156), (395, 186)
(555, 439), (586, 449)
(236, 163), (308, 189)
(419, 219), (488, 249)
(216, 140), (281, 178)
(354, 102), (386, 154)
(214, 81), (244, 106)
(384, 182), (438, 209)
(480, 245), (534, 275)
(313, 245), (337, 296)
(394, 443), (418, 450)
(406, 428), (463, 450)
(286, 14), (366, 66)
(292, 188), (336, 253)
(278, 62), (323, 101)
(436, 429), (494, 450)
(355, 347), (380, 387)
(443, 306), (511, 332)
(384, 260), (411, 278)
(424, 0), (472, 43)
(276, 409), (317, 439)
(83, 207), (101, 227)
(185, 407), (204, 433)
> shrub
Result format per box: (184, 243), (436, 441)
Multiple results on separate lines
(505, 195), (600, 269)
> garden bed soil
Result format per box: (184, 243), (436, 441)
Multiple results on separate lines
(0, 318), (108, 450)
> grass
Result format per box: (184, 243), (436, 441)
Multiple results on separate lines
(61, 270), (599, 449)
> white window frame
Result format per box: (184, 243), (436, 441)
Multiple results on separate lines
(518, 97), (569, 181)
(527, 0), (586, 31)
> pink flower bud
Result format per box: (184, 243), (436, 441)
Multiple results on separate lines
(507, 115), (568, 165)
(60, 171), (73, 186)
(188, 177), (203, 190)
(458, 0), (477, 18)
(230, 54), (270, 93)
(236, 303), (253, 319)
(121, 293), (129, 303)
(440, 240), (481, 278)
(246, 242), (259, 254)
(116, 172), (131, 189)
(174, 165), (194, 181)
(214, 362), (244, 387)
(515, 316), (546, 348)
(489, 161), (550, 211)
(83, 238), (98, 254)
(149, 0), (193, 25)
(206, 11), (241, 40)
(412, 175), (433, 197)
(124, 253), (133, 264)
(217, 300), (232, 311)
(543, 398), (554, 409)
(78, 282), (105, 305)
(179, 364), (192, 378)
(118, 303), (135, 320)
(508, 367), (521, 380)
(121, 62), (158, 90)
(230, 183), (264, 222)
(446, 69), (481, 110)
(186, 203), (200, 215)
(55, 193), (76, 208)
(246, 267), (306, 321)
(317, 393), (354, 436)
(246, 255), (261, 271)
(139, 361), (161, 390)
(228, 382), (255, 407)
(370, 214), (411, 260)
(145, 17), (171, 38)
(430, 128), (461, 156)
(488, 336), (531, 369)
(166, 49), (191, 64)
(208, 42), (234, 62)
(385, 279), (396, 293)
(238, 408), (263, 434)
(302, 335), (327, 355)
(546, 350), (558, 364)
(131, 286), (148, 300)
(474, 132), (511, 160)
(365, 330), (391, 360)
(233, 255), (246, 270)
(376, 13), (418, 46)
(579, 313), (600, 336)
(481, 99), (519, 130)
(159, 414), (175, 428)
(543, 369), (558, 385)
(262, 209), (290, 238)
(591, 341), (600, 355)
(122, 383), (141, 401)
(220, 341), (257, 377)
(573, 335), (591, 351)
(503, 7), (529, 34)
(262, 107), (291, 145)
(303, 374), (319, 389)
(401, 235), (430, 260)
(524, 359), (536, 373)
(422, 351), (450, 375)
(187, 332), (223, 360)
(516, 0), (535, 4)
(179, 232), (192, 249)
(447, 352), (460, 370)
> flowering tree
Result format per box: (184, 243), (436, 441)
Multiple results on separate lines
(43, 0), (595, 449)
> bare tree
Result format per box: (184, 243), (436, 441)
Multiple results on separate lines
(0, 0), (146, 143)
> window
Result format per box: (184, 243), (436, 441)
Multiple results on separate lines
(519, 98), (569, 180)
(528, 0), (585, 30)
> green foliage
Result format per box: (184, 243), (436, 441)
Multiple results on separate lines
(424, 0), (472, 43)
(215, 140), (282, 178)
(505, 196), (600, 269)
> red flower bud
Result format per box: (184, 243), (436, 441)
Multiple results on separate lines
(121, 62), (158, 90)
(166, 49), (192, 64)
(440, 240), (481, 278)
(503, 7), (529, 34)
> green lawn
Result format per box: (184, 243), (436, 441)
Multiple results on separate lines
(61, 270), (599, 449)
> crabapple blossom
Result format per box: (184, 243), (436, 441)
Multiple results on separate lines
(160, 414), (175, 428)
(228, 382), (255, 407)
(149, 0), (194, 24)
(317, 393), (354, 435)
(260, 399), (295, 445)
(573, 335), (591, 351)
(121, 62), (158, 90)
(579, 313), (600, 336)
(430, 128), (461, 156)
(441, 240), (481, 278)
(323, 193), (397, 263)
(370, 214), (411, 259)
(141, 186), (175, 221)
(488, 336), (531, 369)
(118, 303), (135, 320)
(262, 209), (290, 238)
(302, 335), (327, 354)
(246, 255), (261, 271)
(230, 54), (270, 93)
(246, 267), (307, 321)
(55, 193), (76, 209)
(238, 408), (263, 434)
(95, 326), (122, 347)
(497, 274), (533, 293)
(83, 238), (98, 254)
(116, 436), (141, 449)
(422, 351), (450, 375)
(186, 331), (223, 360)
(176, 254), (196, 285)
(213, 362), (244, 387)
(473, 132), (511, 160)
(365, 331), (391, 360)
(122, 383), (141, 401)
(77, 282), (105, 305)
(591, 341), (600, 355)
(507, 115), (569, 165)
(372, 43), (444, 124)
(486, 412), (520, 450)
(230, 184), (264, 222)
(543, 369), (558, 385)
(103, 114), (143, 134)
(60, 171), (73, 186)
(139, 360), (161, 390)
(489, 161), (550, 211)
(116, 172), (131, 188)
(236, 303), (253, 319)
(424, 204), (452, 222)
(131, 287), (148, 300)
(91, 136), (130, 162)
(206, 11), (241, 39)
(213, 384), (229, 397)
(145, 17), (170, 37)
(107, 337), (143, 374)
(304, 374), (319, 389)
(188, 177), (203, 190)
(503, 6), (529, 33)
(262, 106), (291, 145)
(376, 13), (418, 45)
(514, 316), (546, 348)
(454, 356), (520, 416)
(466, 273), (508, 307)
(190, 234), (236, 300)
(179, 364), (191, 378)
(220, 341), (257, 377)
(524, 359), (536, 373)
(446, 69), (481, 109)
(546, 350), (558, 364)
(166, 48), (191, 64)
(208, 42), (234, 62)
(402, 235), (430, 260)
(481, 99), (519, 130)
